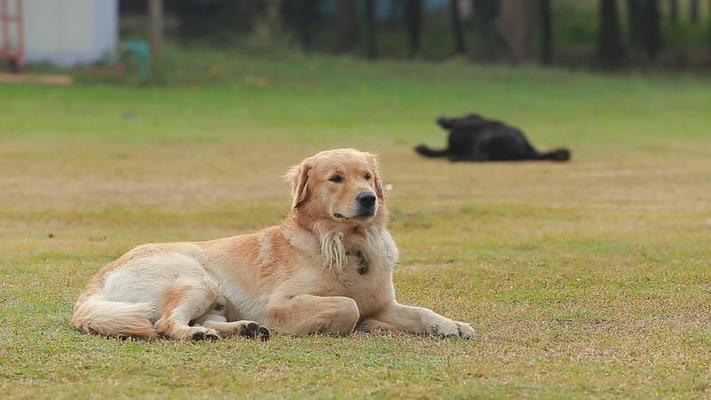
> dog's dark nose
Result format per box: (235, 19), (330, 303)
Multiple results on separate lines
(356, 192), (376, 207)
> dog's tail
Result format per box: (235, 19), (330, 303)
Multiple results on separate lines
(72, 295), (156, 338)
(414, 144), (449, 158)
(538, 148), (571, 162)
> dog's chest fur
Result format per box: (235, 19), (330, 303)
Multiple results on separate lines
(283, 224), (399, 316)
(207, 223), (399, 321)
(325, 228), (399, 316)
(345, 250), (369, 275)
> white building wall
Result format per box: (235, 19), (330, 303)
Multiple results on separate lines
(0, 0), (118, 66)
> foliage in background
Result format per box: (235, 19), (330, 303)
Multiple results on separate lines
(116, 0), (711, 70)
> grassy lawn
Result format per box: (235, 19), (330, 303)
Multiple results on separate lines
(1, 49), (710, 399)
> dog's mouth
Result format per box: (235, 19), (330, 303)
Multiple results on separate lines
(333, 211), (375, 221)
(356, 209), (375, 219)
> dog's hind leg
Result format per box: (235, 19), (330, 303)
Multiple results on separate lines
(192, 301), (270, 341)
(414, 144), (449, 158)
(198, 316), (271, 341)
(537, 148), (571, 161)
(154, 281), (222, 341)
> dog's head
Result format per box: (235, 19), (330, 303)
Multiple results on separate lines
(436, 114), (486, 130)
(286, 148), (385, 228)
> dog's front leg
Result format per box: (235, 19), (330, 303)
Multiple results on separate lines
(357, 303), (475, 338)
(264, 294), (360, 336)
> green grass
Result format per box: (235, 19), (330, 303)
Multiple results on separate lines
(1, 49), (710, 399)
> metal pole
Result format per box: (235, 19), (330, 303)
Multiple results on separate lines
(16, 0), (23, 62)
(1, 0), (9, 56)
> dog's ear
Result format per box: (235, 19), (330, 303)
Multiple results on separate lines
(285, 162), (312, 209)
(366, 153), (384, 200)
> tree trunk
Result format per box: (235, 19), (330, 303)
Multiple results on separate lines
(626, 0), (644, 49)
(668, 0), (678, 24)
(689, 0), (699, 23)
(404, 0), (423, 58)
(598, 0), (624, 67)
(472, 0), (500, 58)
(148, 0), (164, 64)
(708, 0), (711, 50)
(540, 0), (553, 64)
(291, 0), (319, 50)
(254, 0), (282, 41)
(450, 0), (467, 54)
(388, 0), (401, 26)
(364, 0), (378, 59)
(336, 0), (358, 52)
(496, 0), (538, 64)
(643, 0), (662, 61)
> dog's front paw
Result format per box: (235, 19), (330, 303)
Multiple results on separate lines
(424, 318), (475, 339)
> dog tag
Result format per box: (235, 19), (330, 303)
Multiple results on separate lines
(347, 250), (369, 275)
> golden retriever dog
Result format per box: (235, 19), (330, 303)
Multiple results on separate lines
(72, 148), (475, 340)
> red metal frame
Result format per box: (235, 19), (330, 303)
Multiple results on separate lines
(0, 0), (24, 71)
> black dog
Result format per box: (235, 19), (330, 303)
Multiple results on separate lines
(415, 114), (571, 162)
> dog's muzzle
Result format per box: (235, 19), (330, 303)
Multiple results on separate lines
(355, 191), (377, 218)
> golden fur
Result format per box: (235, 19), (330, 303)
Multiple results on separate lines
(72, 148), (475, 340)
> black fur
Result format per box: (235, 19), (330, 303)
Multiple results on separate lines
(241, 322), (271, 341)
(192, 331), (219, 341)
(415, 114), (571, 162)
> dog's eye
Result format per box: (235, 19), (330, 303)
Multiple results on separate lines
(329, 175), (344, 183)
(364, 173), (372, 180)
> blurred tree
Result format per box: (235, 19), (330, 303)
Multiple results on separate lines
(708, 0), (711, 49)
(626, 0), (645, 49)
(282, 0), (321, 50)
(643, 0), (662, 61)
(496, 0), (537, 64)
(125, 0), (710, 69)
(598, 0), (625, 67)
(336, 0), (358, 52)
(388, 0), (402, 27)
(450, 0), (467, 55)
(148, 0), (163, 63)
(404, 0), (424, 58)
(689, 0), (699, 23)
(471, 0), (499, 24)
(173, 1), (260, 43)
(540, 0), (553, 64)
(254, 0), (283, 41)
(472, 0), (501, 58)
(668, 0), (678, 24)
(364, 0), (378, 59)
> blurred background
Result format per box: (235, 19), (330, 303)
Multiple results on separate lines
(1, 0), (711, 79)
